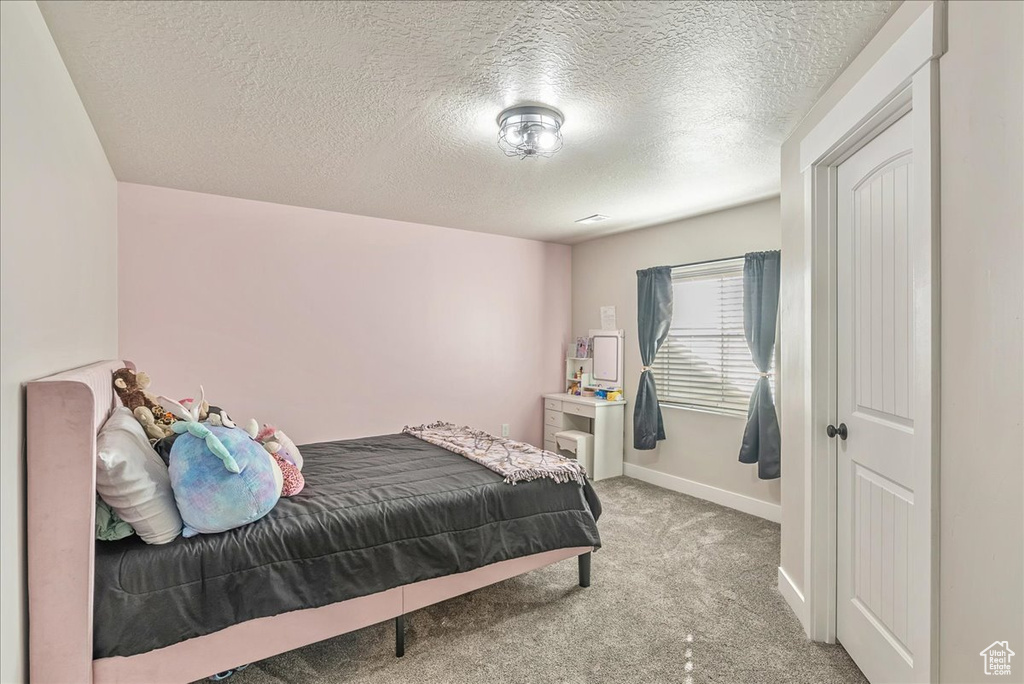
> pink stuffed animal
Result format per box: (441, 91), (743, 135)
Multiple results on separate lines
(245, 421), (304, 496)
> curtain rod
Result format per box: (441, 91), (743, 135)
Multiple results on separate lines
(668, 255), (745, 269)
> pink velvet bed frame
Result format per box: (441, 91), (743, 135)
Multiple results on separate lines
(27, 360), (593, 684)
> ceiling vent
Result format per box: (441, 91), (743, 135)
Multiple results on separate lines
(575, 214), (609, 224)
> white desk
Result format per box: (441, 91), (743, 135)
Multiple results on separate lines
(542, 393), (626, 481)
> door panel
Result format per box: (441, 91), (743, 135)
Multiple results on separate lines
(837, 113), (917, 683)
(854, 154), (914, 426)
(853, 464), (912, 653)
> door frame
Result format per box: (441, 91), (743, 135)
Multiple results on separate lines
(798, 2), (945, 681)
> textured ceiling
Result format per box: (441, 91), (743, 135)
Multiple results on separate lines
(39, 0), (894, 243)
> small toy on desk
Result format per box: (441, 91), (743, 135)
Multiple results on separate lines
(574, 336), (591, 358)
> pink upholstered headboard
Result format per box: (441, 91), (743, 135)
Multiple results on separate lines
(26, 359), (133, 684)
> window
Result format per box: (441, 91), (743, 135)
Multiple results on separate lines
(650, 258), (768, 417)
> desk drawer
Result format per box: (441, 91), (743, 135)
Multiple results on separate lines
(543, 424), (561, 442)
(544, 410), (563, 427)
(544, 398), (562, 412)
(563, 402), (596, 419)
(544, 439), (557, 453)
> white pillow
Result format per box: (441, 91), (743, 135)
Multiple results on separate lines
(96, 408), (182, 544)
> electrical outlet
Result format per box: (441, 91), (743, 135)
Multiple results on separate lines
(501, 424), (510, 437)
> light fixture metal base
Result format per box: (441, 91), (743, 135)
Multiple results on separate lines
(497, 104), (564, 159)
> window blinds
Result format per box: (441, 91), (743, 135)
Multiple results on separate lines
(650, 258), (767, 417)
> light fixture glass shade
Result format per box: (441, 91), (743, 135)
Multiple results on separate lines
(497, 105), (564, 159)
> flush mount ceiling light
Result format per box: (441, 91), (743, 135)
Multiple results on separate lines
(496, 105), (564, 159)
(575, 214), (609, 224)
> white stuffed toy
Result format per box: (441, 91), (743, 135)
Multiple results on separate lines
(243, 418), (305, 497)
(244, 419), (303, 471)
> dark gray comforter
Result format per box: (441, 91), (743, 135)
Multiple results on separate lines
(93, 433), (602, 658)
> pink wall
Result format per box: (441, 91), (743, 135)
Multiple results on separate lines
(118, 183), (570, 446)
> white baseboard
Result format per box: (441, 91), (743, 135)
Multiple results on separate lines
(621, 462), (781, 523)
(777, 565), (809, 633)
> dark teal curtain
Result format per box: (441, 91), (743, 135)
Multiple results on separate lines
(633, 266), (673, 450)
(738, 251), (781, 479)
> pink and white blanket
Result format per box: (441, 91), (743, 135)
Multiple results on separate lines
(402, 421), (587, 486)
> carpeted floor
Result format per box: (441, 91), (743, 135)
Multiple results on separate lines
(219, 477), (866, 684)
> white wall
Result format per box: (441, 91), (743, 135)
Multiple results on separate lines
(0, 2), (118, 682)
(572, 198), (781, 513)
(777, 0), (933, 603)
(778, 1), (1024, 680)
(938, 2), (1023, 681)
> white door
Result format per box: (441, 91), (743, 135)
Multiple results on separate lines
(836, 112), (928, 683)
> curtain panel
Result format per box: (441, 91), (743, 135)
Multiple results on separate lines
(633, 266), (673, 450)
(738, 250), (781, 479)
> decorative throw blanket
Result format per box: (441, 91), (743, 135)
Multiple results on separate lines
(402, 421), (587, 486)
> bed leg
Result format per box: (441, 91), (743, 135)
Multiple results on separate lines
(395, 614), (405, 657)
(578, 551), (591, 588)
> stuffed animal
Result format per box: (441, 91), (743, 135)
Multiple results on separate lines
(114, 367), (177, 438)
(113, 367), (163, 415)
(180, 396), (235, 428)
(207, 406), (235, 428)
(160, 388), (283, 537)
(268, 449), (304, 497)
(275, 431), (303, 470)
(134, 406), (174, 441)
(179, 397), (210, 422)
(243, 420), (304, 496)
(244, 420), (304, 471)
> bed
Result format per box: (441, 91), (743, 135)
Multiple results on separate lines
(27, 360), (601, 684)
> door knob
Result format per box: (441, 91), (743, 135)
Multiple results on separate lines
(826, 423), (848, 440)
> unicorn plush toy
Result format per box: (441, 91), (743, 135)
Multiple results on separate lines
(160, 388), (283, 537)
